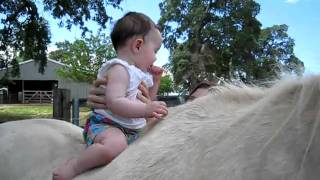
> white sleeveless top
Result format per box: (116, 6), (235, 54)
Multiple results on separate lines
(94, 58), (153, 129)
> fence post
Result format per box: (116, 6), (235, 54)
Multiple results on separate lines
(53, 88), (71, 122)
(53, 89), (61, 119)
(40, 91), (42, 104)
(62, 89), (71, 121)
(72, 98), (80, 126)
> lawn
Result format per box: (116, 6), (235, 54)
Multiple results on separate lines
(0, 104), (90, 127)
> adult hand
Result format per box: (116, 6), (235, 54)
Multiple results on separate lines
(86, 77), (108, 109)
(137, 81), (151, 104)
(87, 77), (153, 109)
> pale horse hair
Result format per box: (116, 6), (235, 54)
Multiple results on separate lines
(1, 75), (320, 180)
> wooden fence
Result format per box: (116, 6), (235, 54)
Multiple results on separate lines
(23, 90), (53, 103)
(52, 88), (186, 126)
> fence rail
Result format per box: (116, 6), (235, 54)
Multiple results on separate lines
(23, 90), (53, 103)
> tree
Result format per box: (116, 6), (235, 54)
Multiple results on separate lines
(158, 0), (304, 90)
(158, 74), (175, 95)
(253, 24), (304, 80)
(0, 0), (123, 80)
(49, 33), (116, 83)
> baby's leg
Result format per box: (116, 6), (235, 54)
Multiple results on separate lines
(76, 126), (128, 173)
(53, 126), (128, 180)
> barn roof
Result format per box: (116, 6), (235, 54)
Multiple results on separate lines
(0, 59), (66, 71)
(19, 59), (66, 66)
(0, 59), (67, 81)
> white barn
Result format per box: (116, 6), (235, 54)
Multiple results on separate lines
(0, 59), (91, 103)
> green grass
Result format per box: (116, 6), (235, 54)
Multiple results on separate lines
(0, 104), (90, 126)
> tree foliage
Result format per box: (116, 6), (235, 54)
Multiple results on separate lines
(159, 0), (304, 90)
(49, 33), (116, 83)
(254, 24), (304, 80)
(158, 74), (175, 95)
(0, 0), (123, 79)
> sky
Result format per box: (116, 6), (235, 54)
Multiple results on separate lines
(47, 0), (320, 75)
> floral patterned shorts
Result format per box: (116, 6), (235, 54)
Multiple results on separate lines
(83, 112), (141, 147)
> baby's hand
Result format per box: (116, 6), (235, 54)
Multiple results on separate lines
(145, 101), (168, 119)
(148, 65), (164, 83)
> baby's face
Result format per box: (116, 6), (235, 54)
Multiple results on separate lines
(135, 28), (163, 71)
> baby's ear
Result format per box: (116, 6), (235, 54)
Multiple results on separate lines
(132, 38), (144, 53)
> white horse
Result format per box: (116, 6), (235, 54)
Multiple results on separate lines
(1, 76), (320, 180)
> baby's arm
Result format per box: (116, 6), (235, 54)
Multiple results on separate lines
(148, 66), (164, 100)
(105, 65), (167, 118)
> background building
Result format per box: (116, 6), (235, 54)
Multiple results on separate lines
(0, 59), (91, 103)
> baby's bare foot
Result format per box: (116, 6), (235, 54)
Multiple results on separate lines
(52, 158), (78, 180)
